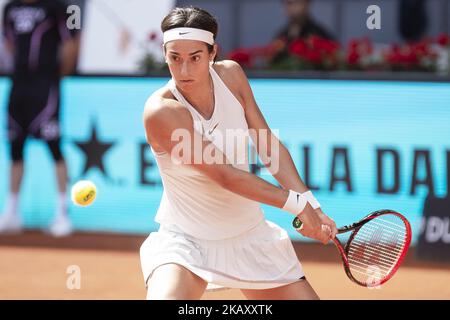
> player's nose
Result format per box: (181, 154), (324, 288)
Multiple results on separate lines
(180, 61), (189, 77)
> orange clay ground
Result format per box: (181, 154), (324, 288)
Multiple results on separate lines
(0, 231), (449, 299)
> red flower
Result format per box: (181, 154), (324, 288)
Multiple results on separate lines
(384, 53), (397, 64)
(228, 49), (253, 68)
(437, 33), (450, 47)
(148, 31), (158, 42)
(348, 39), (360, 52)
(390, 43), (401, 54)
(310, 36), (324, 50)
(304, 50), (322, 64)
(289, 39), (308, 57)
(360, 37), (373, 55)
(410, 41), (429, 56)
(309, 36), (339, 54)
(385, 44), (419, 67)
(404, 51), (418, 64)
(346, 37), (373, 66)
(324, 39), (340, 54)
(347, 51), (360, 65)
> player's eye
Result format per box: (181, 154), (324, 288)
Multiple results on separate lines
(170, 55), (181, 62)
(192, 55), (201, 62)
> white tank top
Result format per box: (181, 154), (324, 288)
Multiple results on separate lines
(150, 66), (264, 240)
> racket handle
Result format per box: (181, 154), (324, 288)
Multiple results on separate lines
(292, 217), (303, 230)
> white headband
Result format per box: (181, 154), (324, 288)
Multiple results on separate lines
(163, 27), (214, 45)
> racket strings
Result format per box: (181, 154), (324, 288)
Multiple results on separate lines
(348, 244), (399, 269)
(353, 234), (405, 257)
(348, 237), (400, 270)
(355, 227), (406, 252)
(346, 215), (408, 286)
(356, 227), (406, 256)
(349, 245), (402, 270)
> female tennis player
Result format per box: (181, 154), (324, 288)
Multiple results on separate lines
(140, 7), (337, 300)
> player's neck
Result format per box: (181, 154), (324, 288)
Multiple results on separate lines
(178, 76), (215, 119)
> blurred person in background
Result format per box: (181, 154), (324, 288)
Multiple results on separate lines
(399, 0), (428, 43)
(270, 0), (334, 64)
(0, 0), (80, 237)
(0, 39), (13, 72)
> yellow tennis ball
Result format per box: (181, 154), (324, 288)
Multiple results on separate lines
(71, 180), (97, 206)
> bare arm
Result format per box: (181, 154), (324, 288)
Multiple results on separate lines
(3, 39), (14, 55)
(143, 97), (290, 210)
(60, 34), (80, 76)
(222, 60), (337, 241)
(235, 64), (308, 193)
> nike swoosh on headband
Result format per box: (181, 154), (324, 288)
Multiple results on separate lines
(163, 27), (214, 45)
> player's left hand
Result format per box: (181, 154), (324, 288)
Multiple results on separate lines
(316, 209), (338, 240)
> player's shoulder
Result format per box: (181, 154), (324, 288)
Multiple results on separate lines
(213, 60), (248, 94)
(213, 60), (247, 80)
(144, 86), (180, 114)
(143, 87), (188, 125)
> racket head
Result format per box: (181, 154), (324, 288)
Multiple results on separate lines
(342, 209), (412, 287)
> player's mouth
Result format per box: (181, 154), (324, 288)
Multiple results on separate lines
(180, 79), (194, 83)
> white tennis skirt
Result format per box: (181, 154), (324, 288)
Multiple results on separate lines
(139, 219), (305, 291)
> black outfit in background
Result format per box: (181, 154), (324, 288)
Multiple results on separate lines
(2, 0), (76, 161)
(399, 0), (428, 42)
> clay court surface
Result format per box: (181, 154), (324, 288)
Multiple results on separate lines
(0, 231), (449, 300)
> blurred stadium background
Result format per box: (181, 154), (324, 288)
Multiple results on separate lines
(0, 0), (449, 299)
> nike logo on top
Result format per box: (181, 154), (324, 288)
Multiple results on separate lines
(296, 194), (300, 203)
(208, 122), (219, 135)
(179, 32), (190, 35)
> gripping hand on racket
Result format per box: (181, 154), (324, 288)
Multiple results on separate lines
(295, 205), (337, 245)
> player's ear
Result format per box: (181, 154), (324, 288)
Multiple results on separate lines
(209, 43), (218, 64)
(162, 44), (168, 63)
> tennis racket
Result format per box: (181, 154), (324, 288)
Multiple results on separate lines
(292, 209), (412, 287)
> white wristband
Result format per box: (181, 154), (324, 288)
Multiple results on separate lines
(302, 191), (321, 209)
(282, 190), (307, 215)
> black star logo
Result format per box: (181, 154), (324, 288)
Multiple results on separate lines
(74, 121), (115, 178)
